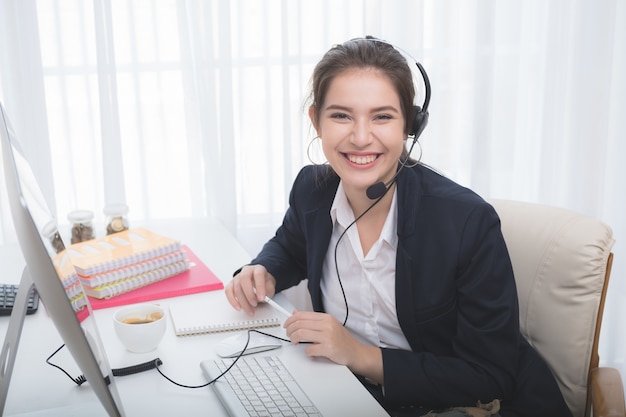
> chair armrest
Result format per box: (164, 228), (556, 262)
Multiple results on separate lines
(591, 367), (626, 417)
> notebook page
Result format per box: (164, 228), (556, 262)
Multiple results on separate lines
(169, 291), (281, 336)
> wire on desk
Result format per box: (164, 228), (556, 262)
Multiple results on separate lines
(154, 329), (293, 389)
(46, 344), (163, 386)
(45, 330), (294, 389)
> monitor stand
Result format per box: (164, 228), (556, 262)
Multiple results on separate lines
(0, 267), (110, 417)
(0, 266), (34, 414)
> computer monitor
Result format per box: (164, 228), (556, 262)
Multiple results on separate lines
(0, 102), (125, 416)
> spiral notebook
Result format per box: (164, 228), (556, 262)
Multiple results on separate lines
(67, 227), (182, 276)
(87, 245), (224, 310)
(169, 291), (281, 336)
(81, 259), (190, 299)
(80, 250), (189, 289)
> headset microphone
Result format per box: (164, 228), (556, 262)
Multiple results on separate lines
(365, 137), (419, 199)
(365, 182), (388, 200)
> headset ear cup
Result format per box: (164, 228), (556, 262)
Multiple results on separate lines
(411, 105), (429, 139)
(410, 106), (421, 135)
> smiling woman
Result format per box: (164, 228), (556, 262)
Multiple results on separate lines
(225, 37), (574, 417)
(0, 1), (624, 405)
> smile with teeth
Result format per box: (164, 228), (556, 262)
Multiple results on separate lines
(346, 153), (378, 165)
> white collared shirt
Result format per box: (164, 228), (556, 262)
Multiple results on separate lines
(320, 182), (411, 350)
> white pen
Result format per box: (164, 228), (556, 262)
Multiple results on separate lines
(263, 296), (292, 317)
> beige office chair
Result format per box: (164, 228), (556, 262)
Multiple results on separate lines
(489, 199), (625, 417)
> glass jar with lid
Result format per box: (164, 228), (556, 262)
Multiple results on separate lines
(67, 209), (95, 244)
(104, 204), (129, 235)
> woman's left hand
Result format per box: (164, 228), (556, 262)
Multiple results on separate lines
(283, 311), (383, 383)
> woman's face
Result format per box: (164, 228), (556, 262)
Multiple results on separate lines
(311, 68), (407, 198)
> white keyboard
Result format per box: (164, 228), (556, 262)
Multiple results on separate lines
(201, 355), (323, 417)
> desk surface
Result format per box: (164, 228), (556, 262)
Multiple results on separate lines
(0, 218), (389, 417)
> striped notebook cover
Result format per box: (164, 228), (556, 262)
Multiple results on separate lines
(79, 250), (189, 288)
(87, 245), (224, 310)
(67, 228), (182, 276)
(81, 257), (190, 299)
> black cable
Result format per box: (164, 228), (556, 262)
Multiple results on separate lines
(46, 344), (163, 386)
(112, 358), (163, 377)
(334, 139), (419, 327)
(333, 193), (386, 326)
(46, 344), (83, 385)
(152, 329), (293, 389)
(46, 330), (297, 389)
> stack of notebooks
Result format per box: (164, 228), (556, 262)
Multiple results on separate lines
(67, 228), (190, 299)
(52, 227), (224, 312)
(52, 251), (89, 315)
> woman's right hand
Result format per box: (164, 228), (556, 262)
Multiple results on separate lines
(225, 264), (277, 316)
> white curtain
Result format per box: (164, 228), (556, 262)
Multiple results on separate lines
(1, 0), (624, 390)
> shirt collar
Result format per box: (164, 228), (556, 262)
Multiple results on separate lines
(330, 182), (398, 249)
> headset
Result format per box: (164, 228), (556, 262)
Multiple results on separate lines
(408, 61), (431, 139)
(359, 36), (431, 138)
(348, 36), (431, 199)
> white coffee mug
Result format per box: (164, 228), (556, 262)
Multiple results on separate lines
(113, 303), (166, 353)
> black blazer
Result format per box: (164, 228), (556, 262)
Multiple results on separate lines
(251, 164), (571, 417)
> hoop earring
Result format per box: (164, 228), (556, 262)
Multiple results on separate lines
(307, 136), (327, 165)
(403, 139), (422, 168)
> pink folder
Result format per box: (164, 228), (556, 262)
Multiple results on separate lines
(87, 245), (224, 310)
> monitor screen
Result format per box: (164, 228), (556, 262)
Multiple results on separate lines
(0, 102), (125, 416)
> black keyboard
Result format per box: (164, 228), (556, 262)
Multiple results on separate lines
(0, 283), (40, 316)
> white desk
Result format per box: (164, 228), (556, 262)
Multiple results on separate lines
(0, 218), (389, 417)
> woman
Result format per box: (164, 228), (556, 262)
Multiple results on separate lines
(225, 37), (571, 417)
